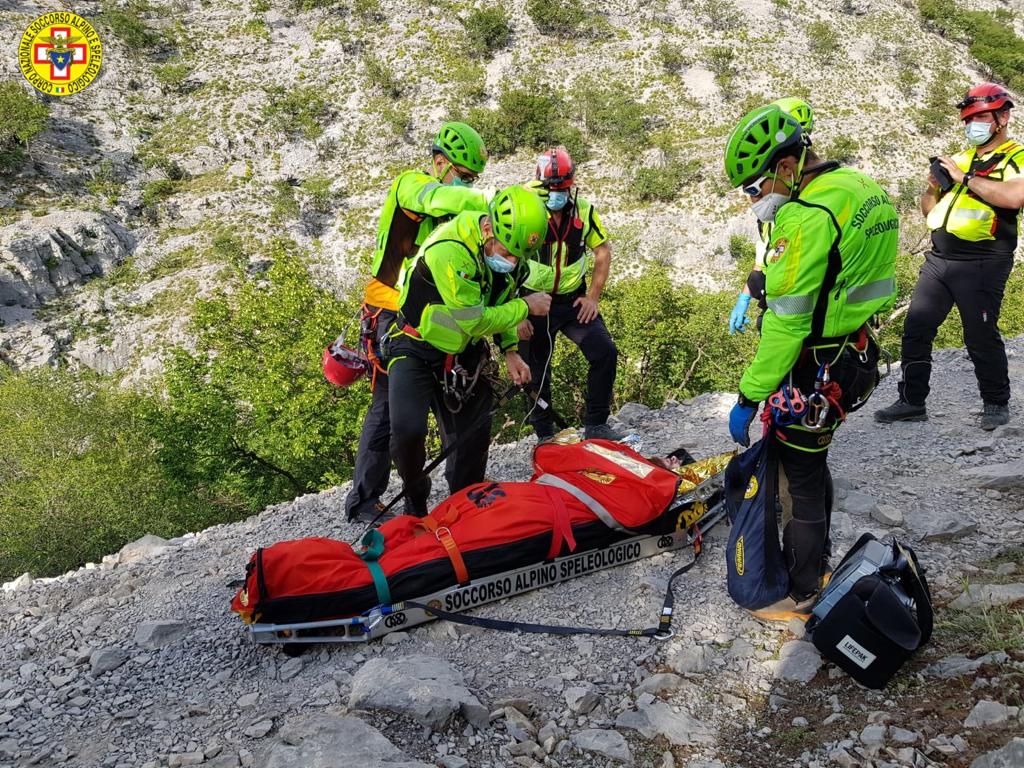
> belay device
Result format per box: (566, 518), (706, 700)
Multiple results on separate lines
(806, 533), (933, 689)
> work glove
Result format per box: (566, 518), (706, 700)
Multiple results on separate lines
(728, 292), (752, 335)
(729, 398), (757, 447)
(523, 179), (549, 203)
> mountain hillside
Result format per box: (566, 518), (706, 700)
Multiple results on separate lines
(1, 0), (1019, 373)
(1, 341), (1023, 768)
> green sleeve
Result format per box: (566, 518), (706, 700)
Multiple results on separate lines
(583, 203), (608, 249)
(738, 204), (833, 401)
(426, 244), (529, 338)
(396, 175), (489, 218)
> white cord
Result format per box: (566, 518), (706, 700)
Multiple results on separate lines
(521, 311), (554, 433)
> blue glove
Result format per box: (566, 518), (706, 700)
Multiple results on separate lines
(728, 292), (752, 335)
(729, 400), (757, 447)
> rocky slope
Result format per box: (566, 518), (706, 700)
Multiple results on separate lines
(2, 0), (1020, 374)
(2, 339), (1023, 768)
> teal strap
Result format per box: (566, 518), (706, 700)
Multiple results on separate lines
(359, 530), (391, 606)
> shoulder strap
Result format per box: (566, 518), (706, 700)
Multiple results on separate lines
(787, 199), (843, 338)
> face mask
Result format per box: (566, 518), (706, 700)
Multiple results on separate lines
(965, 121), (994, 146)
(450, 177), (473, 187)
(751, 193), (789, 223)
(546, 190), (569, 210)
(484, 252), (516, 273)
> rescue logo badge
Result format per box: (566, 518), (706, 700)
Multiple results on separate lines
(19, 12), (103, 97)
(744, 476), (759, 500)
(734, 535), (745, 576)
(769, 238), (788, 263)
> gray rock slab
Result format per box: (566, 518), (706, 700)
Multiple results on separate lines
(261, 713), (433, 768)
(633, 673), (688, 696)
(963, 460), (1024, 490)
(923, 652), (1009, 678)
(570, 729), (632, 764)
(840, 491), (880, 519)
(950, 583), (1024, 610)
(921, 519), (979, 542)
(89, 648), (127, 676)
(971, 738), (1024, 768)
(118, 535), (170, 564)
(348, 655), (487, 730)
(774, 641), (822, 683)
(564, 686), (600, 715)
(872, 504), (905, 527)
(134, 621), (189, 649)
(668, 645), (709, 675)
(615, 701), (714, 746)
(964, 700), (1020, 728)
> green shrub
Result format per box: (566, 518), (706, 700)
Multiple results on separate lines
(527, 0), (587, 36)
(363, 53), (403, 98)
(150, 241), (366, 509)
(630, 159), (697, 202)
(915, 67), (963, 138)
(300, 174), (335, 212)
(263, 86), (329, 140)
(825, 134), (860, 163)
(920, 0), (1024, 89)
(0, 369), (214, 579)
(141, 178), (178, 208)
(86, 159), (123, 205)
(154, 62), (191, 90)
(806, 20), (840, 64)
(694, 0), (742, 31)
(657, 40), (691, 74)
(462, 7), (512, 58)
(705, 46), (737, 96)
(467, 80), (587, 158)
(574, 84), (650, 155)
(99, 1), (164, 51)
(270, 179), (300, 222)
(0, 82), (48, 171)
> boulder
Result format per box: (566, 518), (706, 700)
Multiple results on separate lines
(261, 712), (433, 768)
(774, 641), (822, 683)
(964, 700), (1019, 728)
(348, 655), (487, 730)
(89, 648), (127, 676)
(971, 738), (1024, 768)
(134, 621), (189, 649)
(923, 652), (1009, 678)
(963, 460), (1024, 491)
(570, 729), (632, 764)
(950, 584), (1024, 611)
(118, 535), (170, 564)
(615, 700), (713, 746)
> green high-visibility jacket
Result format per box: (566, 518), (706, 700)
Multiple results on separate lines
(397, 212), (528, 355)
(739, 166), (898, 401)
(368, 170), (489, 307)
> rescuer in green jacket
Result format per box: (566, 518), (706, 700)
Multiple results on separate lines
(724, 104), (898, 621)
(344, 122), (491, 522)
(386, 185), (552, 517)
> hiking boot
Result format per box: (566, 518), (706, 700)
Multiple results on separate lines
(584, 422), (626, 441)
(534, 423), (556, 443)
(981, 402), (1010, 431)
(747, 593), (818, 624)
(874, 399), (927, 423)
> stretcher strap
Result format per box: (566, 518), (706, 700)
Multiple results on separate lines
(416, 516), (471, 586)
(543, 486), (577, 560)
(358, 530), (391, 606)
(534, 474), (629, 533)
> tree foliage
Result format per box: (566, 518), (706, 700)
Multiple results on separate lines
(0, 82), (48, 171)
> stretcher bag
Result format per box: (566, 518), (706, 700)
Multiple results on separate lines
(724, 437), (789, 609)
(232, 440), (711, 625)
(806, 533), (933, 689)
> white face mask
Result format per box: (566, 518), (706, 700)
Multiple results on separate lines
(751, 193), (789, 223)
(965, 120), (995, 146)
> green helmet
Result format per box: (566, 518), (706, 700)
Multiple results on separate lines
(432, 122), (488, 174)
(772, 97), (814, 134)
(724, 105), (804, 188)
(488, 185), (549, 259)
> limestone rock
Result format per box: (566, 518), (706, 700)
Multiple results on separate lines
(963, 460), (1024, 491)
(923, 653), (1009, 678)
(134, 620), (189, 649)
(261, 713), (433, 767)
(118, 535), (170, 564)
(89, 648), (127, 676)
(774, 641), (822, 683)
(971, 738), (1024, 768)
(348, 655), (487, 730)
(964, 700), (1019, 728)
(570, 729), (632, 764)
(950, 583), (1024, 610)
(615, 701), (714, 746)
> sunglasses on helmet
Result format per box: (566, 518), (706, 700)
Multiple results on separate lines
(956, 92), (1009, 110)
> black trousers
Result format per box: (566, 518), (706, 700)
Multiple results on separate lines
(344, 308), (397, 520)
(773, 339), (879, 598)
(387, 335), (493, 517)
(523, 298), (618, 431)
(899, 252), (1013, 406)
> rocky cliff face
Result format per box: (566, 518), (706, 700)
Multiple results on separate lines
(1, 0), (1018, 375)
(1, 342), (1022, 767)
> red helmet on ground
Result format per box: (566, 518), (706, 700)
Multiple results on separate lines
(322, 341), (367, 387)
(958, 83), (1014, 120)
(535, 147), (576, 190)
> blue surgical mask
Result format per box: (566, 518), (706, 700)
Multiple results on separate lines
(546, 190), (569, 210)
(965, 121), (994, 146)
(484, 253), (516, 273)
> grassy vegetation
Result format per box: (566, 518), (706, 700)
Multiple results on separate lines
(919, 0), (1024, 89)
(98, 0), (166, 51)
(462, 7), (512, 58)
(262, 86), (330, 140)
(0, 82), (49, 172)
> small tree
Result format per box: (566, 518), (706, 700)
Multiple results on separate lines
(0, 82), (49, 171)
(462, 7), (512, 58)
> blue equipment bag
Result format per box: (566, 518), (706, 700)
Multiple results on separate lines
(724, 438), (790, 609)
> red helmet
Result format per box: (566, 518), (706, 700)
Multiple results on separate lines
(958, 83), (1014, 120)
(535, 147), (575, 190)
(322, 340), (367, 387)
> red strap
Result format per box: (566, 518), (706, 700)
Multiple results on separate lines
(402, 324), (421, 338)
(543, 487), (577, 560)
(417, 516), (470, 586)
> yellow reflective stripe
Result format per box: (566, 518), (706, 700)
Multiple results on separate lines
(767, 293), (815, 316)
(846, 277), (895, 304)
